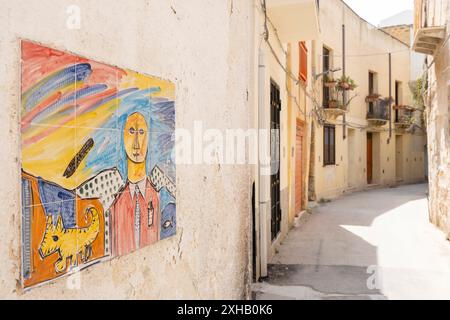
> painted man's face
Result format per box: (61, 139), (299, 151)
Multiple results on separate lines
(124, 112), (148, 163)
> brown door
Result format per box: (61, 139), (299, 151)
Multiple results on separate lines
(295, 119), (304, 214)
(367, 132), (373, 184)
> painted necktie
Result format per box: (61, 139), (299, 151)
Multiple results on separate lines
(134, 185), (141, 249)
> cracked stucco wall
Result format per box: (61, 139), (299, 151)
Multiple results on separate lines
(0, 0), (253, 299)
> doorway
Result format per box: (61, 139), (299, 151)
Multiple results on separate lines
(295, 119), (304, 215)
(347, 128), (356, 187)
(424, 144), (428, 180)
(367, 132), (373, 184)
(270, 80), (281, 241)
(368, 72), (377, 114)
(396, 135), (403, 181)
(395, 81), (402, 122)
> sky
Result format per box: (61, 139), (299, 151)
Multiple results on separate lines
(342, 0), (414, 26)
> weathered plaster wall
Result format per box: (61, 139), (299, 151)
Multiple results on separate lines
(0, 0), (253, 299)
(425, 0), (450, 239)
(312, 0), (427, 200)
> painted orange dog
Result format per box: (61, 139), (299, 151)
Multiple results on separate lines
(38, 207), (100, 273)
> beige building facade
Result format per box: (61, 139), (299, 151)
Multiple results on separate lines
(252, 0), (430, 281)
(309, 0), (427, 202)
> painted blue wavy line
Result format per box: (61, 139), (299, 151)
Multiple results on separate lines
(84, 87), (139, 112)
(32, 84), (108, 123)
(24, 63), (92, 112)
(121, 87), (161, 104)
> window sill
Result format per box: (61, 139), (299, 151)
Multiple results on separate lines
(323, 163), (337, 167)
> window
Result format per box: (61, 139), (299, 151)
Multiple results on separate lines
(395, 81), (402, 122)
(323, 125), (336, 165)
(323, 46), (331, 107)
(368, 71), (376, 113)
(368, 72), (374, 94)
(299, 41), (308, 83)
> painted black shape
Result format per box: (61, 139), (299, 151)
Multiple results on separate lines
(63, 138), (94, 178)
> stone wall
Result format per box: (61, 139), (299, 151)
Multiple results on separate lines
(426, 0), (450, 239)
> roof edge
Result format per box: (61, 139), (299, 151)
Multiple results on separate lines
(340, 0), (411, 48)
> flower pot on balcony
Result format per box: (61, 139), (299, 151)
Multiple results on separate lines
(365, 94), (381, 103)
(339, 82), (350, 90)
(324, 81), (337, 88)
(323, 76), (337, 88)
(337, 75), (357, 91)
(328, 100), (339, 108)
(324, 100), (346, 119)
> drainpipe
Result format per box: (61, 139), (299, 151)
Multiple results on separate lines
(258, 46), (268, 279)
(388, 52), (392, 144)
(342, 24), (346, 140)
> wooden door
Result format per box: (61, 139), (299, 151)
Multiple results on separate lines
(295, 119), (304, 214)
(367, 133), (373, 184)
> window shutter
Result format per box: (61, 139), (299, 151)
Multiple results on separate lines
(299, 41), (308, 83)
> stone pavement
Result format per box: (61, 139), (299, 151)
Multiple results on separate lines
(253, 184), (450, 300)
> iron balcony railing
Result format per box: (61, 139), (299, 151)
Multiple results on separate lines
(395, 107), (413, 124)
(366, 98), (390, 121)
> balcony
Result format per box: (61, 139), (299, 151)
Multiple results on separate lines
(394, 105), (415, 132)
(412, 0), (446, 55)
(323, 99), (347, 119)
(266, 0), (320, 42)
(321, 76), (357, 119)
(366, 96), (390, 126)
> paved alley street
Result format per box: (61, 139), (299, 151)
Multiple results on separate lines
(253, 184), (450, 300)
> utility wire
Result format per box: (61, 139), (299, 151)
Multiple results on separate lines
(317, 49), (410, 58)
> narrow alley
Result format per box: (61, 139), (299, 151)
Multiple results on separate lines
(253, 184), (450, 300)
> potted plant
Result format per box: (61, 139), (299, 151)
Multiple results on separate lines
(328, 99), (339, 108)
(337, 75), (357, 91)
(323, 75), (337, 88)
(365, 93), (381, 103)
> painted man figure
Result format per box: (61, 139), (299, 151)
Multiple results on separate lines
(109, 112), (160, 257)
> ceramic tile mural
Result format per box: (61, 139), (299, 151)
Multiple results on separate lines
(20, 40), (176, 288)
